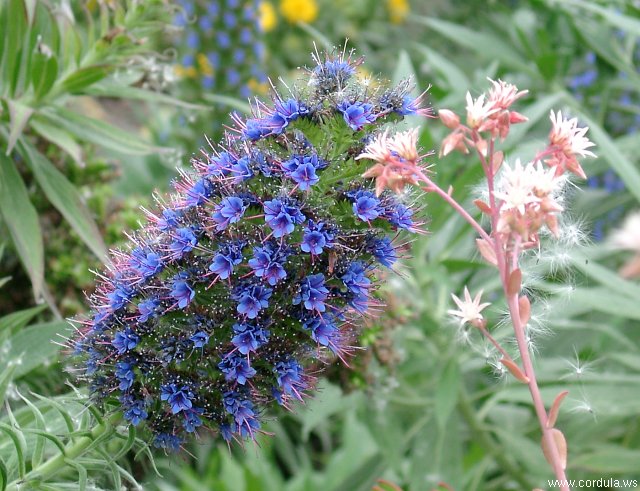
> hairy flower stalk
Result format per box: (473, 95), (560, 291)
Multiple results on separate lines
(70, 48), (429, 450)
(358, 78), (595, 489)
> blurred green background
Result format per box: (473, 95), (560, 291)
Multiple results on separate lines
(1, 0), (639, 490)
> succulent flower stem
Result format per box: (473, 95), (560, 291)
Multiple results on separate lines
(5, 412), (123, 491)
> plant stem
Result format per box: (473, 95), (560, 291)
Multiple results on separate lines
(6, 412), (122, 491)
(505, 288), (569, 490)
(458, 387), (532, 490)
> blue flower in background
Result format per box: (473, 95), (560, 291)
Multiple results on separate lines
(161, 383), (195, 414)
(337, 101), (377, 130)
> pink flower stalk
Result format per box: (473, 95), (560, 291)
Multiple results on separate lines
(545, 110), (596, 179)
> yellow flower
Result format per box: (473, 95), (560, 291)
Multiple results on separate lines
(259, 1), (278, 32)
(174, 65), (197, 79)
(196, 53), (214, 77)
(280, 0), (318, 24)
(387, 0), (409, 24)
(248, 78), (270, 95)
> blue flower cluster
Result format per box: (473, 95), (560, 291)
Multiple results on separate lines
(72, 49), (428, 450)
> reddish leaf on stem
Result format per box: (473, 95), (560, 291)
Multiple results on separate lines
(476, 238), (497, 266)
(507, 268), (522, 296)
(473, 199), (492, 215)
(500, 358), (530, 383)
(547, 390), (569, 429)
(518, 295), (531, 326)
(542, 428), (568, 470)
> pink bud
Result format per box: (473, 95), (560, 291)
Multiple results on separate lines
(438, 109), (460, 129)
(509, 111), (528, 124)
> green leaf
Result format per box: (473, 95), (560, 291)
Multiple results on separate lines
(564, 96), (640, 203)
(40, 107), (169, 155)
(0, 153), (44, 299)
(84, 84), (206, 110)
(0, 456), (6, 491)
(413, 43), (469, 95)
(5, 99), (34, 155)
(556, 0), (640, 37)
(413, 17), (534, 76)
(0, 321), (69, 377)
(57, 65), (112, 95)
(572, 446), (640, 473)
(64, 459), (87, 491)
(202, 94), (252, 114)
(30, 50), (58, 100)
(1, 0), (28, 97)
(29, 117), (83, 166)
(0, 304), (46, 334)
(19, 140), (107, 259)
(330, 453), (386, 491)
(0, 365), (17, 406)
(0, 422), (26, 478)
(296, 22), (333, 51)
(435, 358), (461, 429)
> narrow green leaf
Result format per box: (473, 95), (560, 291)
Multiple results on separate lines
(0, 422), (26, 478)
(202, 94), (252, 114)
(435, 358), (461, 429)
(0, 365), (17, 406)
(40, 107), (169, 155)
(564, 95), (640, 202)
(0, 153), (44, 299)
(0, 456), (6, 491)
(0, 321), (69, 377)
(297, 22), (332, 51)
(413, 43), (469, 94)
(57, 65), (112, 95)
(84, 84), (206, 110)
(31, 394), (75, 434)
(29, 117), (83, 166)
(331, 453), (386, 491)
(24, 429), (66, 455)
(413, 17), (534, 76)
(113, 425), (136, 461)
(556, 0), (640, 37)
(2, 0), (28, 97)
(5, 100), (34, 155)
(17, 391), (46, 467)
(0, 305), (46, 334)
(30, 50), (58, 100)
(572, 445), (640, 473)
(64, 459), (87, 491)
(19, 140), (107, 259)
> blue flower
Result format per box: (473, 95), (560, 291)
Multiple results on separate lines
(368, 237), (397, 267)
(293, 274), (330, 312)
(341, 262), (371, 313)
(138, 297), (161, 322)
(264, 198), (306, 237)
(350, 190), (382, 222)
(209, 240), (244, 279)
(230, 156), (253, 183)
(302, 314), (339, 347)
(337, 101), (376, 130)
(396, 95), (422, 116)
(183, 408), (204, 433)
(158, 208), (181, 230)
(130, 249), (163, 279)
(282, 154), (323, 190)
(274, 358), (305, 399)
(115, 361), (135, 391)
(153, 433), (183, 451)
(112, 329), (140, 354)
(223, 391), (257, 430)
(121, 396), (148, 426)
(207, 151), (234, 177)
(301, 220), (335, 255)
(218, 352), (257, 385)
(243, 118), (272, 140)
(387, 203), (414, 230)
(171, 272), (195, 309)
(184, 179), (213, 208)
(212, 196), (246, 231)
(231, 321), (270, 354)
(248, 241), (289, 285)
(189, 331), (209, 348)
(161, 383), (195, 414)
(169, 227), (198, 258)
(234, 284), (272, 319)
(107, 285), (135, 311)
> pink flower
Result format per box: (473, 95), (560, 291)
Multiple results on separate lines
(448, 287), (491, 327)
(545, 110), (595, 179)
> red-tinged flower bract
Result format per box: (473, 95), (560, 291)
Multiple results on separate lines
(71, 49), (429, 450)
